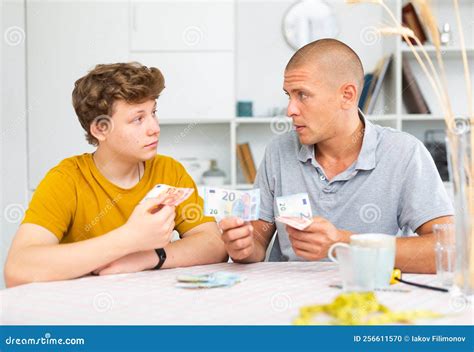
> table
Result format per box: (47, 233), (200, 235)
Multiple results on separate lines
(1, 262), (472, 325)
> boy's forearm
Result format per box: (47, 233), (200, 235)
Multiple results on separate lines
(161, 231), (228, 269)
(5, 226), (133, 287)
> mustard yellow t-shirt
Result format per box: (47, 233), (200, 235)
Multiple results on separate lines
(22, 153), (214, 243)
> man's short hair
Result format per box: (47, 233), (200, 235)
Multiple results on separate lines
(72, 62), (165, 146)
(286, 38), (364, 99)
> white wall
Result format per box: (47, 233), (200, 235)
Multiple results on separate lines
(1, 0), (28, 289)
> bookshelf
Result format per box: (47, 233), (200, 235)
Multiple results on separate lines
(157, 0), (473, 191)
(23, 0), (473, 192)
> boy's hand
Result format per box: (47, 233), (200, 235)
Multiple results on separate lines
(122, 194), (175, 252)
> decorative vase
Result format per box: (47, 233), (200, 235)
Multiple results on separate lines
(447, 117), (473, 296)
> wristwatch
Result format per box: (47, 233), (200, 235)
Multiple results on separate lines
(153, 248), (167, 270)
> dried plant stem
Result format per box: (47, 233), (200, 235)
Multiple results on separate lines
(413, 0), (454, 122)
(347, 0), (473, 291)
(452, 0), (474, 288)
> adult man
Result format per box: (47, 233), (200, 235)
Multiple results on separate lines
(220, 39), (453, 273)
(5, 62), (227, 287)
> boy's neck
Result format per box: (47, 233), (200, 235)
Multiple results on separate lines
(92, 147), (143, 189)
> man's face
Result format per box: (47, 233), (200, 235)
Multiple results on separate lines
(283, 65), (341, 145)
(102, 99), (160, 161)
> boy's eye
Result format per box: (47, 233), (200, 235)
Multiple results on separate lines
(133, 116), (144, 123)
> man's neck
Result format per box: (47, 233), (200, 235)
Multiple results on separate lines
(315, 112), (365, 178)
(93, 147), (143, 188)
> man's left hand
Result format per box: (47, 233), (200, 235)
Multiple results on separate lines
(286, 216), (352, 260)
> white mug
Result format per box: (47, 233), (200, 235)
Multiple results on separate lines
(329, 233), (396, 289)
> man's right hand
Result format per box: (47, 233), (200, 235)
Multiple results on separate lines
(219, 217), (255, 261)
(123, 195), (175, 252)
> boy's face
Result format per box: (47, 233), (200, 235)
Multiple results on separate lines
(100, 99), (160, 161)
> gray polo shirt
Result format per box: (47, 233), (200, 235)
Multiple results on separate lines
(254, 113), (454, 262)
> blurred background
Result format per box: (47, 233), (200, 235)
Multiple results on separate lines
(1, 0), (473, 287)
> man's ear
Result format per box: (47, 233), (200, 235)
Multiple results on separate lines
(90, 114), (114, 143)
(340, 83), (358, 109)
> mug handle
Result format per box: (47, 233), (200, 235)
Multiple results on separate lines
(328, 243), (350, 263)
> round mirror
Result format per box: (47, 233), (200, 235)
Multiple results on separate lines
(282, 0), (339, 50)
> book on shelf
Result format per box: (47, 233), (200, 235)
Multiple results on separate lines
(236, 143), (257, 184)
(402, 56), (431, 114)
(366, 54), (393, 114)
(360, 54), (393, 114)
(402, 2), (427, 45)
(358, 73), (374, 111)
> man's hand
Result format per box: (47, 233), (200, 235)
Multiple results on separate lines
(287, 216), (351, 260)
(121, 194), (175, 252)
(93, 250), (157, 275)
(219, 217), (256, 261)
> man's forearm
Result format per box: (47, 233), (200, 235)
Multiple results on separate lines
(5, 226), (133, 287)
(395, 234), (436, 274)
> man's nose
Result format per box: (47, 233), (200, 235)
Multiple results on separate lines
(287, 99), (300, 117)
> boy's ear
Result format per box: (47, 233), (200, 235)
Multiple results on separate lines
(90, 115), (114, 142)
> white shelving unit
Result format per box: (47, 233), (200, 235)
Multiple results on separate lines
(24, 0), (473, 191)
(158, 0), (473, 190)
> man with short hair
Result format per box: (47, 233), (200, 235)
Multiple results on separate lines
(220, 39), (453, 273)
(5, 62), (227, 287)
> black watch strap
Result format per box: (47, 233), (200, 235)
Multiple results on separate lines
(153, 248), (166, 270)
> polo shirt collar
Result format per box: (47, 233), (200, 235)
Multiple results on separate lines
(297, 110), (377, 171)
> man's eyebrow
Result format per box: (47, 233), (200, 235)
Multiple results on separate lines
(283, 88), (308, 94)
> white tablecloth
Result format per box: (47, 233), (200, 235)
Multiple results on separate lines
(1, 262), (472, 325)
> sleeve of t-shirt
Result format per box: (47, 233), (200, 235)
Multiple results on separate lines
(254, 145), (276, 223)
(22, 169), (77, 241)
(397, 140), (454, 232)
(173, 162), (215, 235)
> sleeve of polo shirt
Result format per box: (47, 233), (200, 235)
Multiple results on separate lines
(254, 145), (275, 223)
(397, 140), (454, 232)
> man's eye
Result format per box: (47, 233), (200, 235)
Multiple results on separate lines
(299, 92), (308, 100)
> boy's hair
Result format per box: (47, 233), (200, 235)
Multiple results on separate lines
(72, 62), (165, 145)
